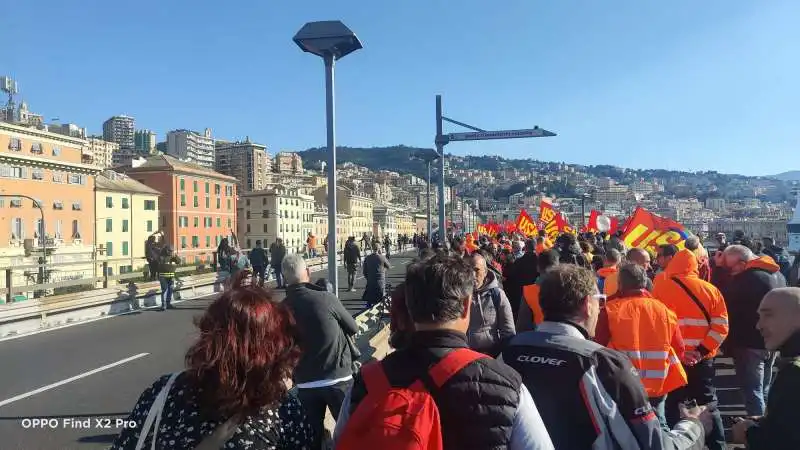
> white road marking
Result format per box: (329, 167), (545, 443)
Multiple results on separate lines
(0, 353), (149, 408)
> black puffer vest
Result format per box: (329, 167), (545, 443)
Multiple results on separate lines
(345, 330), (520, 449)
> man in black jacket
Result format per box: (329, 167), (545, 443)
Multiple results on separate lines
(269, 238), (287, 288)
(505, 240), (539, 323)
(281, 254), (359, 448)
(500, 264), (711, 450)
(248, 240), (268, 287)
(732, 287), (800, 449)
(334, 254), (554, 449)
(720, 244), (786, 417)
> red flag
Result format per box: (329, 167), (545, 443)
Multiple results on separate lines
(516, 209), (538, 237)
(621, 207), (688, 253)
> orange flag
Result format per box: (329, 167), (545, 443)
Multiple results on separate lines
(621, 207), (688, 253)
(516, 209), (538, 237)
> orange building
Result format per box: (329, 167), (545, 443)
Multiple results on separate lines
(121, 155), (237, 263)
(0, 122), (99, 258)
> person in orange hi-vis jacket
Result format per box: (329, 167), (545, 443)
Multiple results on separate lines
(595, 263), (687, 429)
(596, 249), (622, 296)
(517, 250), (560, 332)
(652, 248), (729, 450)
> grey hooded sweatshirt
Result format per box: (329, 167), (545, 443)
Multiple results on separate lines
(467, 270), (516, 356)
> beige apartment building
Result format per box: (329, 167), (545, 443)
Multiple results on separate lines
(95, 171), (160, 275)
(238, 185), (314, 254)
(215, 139), (270, 192)
(83, 136), (118, 168)
(312, 209), (353, 253)
(314, 185), (374, 241)
(373, 205), (398, 239)
(397, 210), (415, 238)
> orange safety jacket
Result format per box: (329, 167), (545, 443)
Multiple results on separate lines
(522, 282), (545, 325)
(605, 290), (688, 397)
(652, 249), (729, 359)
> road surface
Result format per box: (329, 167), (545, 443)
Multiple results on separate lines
(0, 252), (414, 450)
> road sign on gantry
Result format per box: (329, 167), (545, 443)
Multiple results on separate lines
(447, 127), (557, 142)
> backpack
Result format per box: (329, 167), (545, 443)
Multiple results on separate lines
(335, 348), (486, 450)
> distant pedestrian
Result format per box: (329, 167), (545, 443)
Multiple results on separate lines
(343, 237), (361, 292)
(249, 240), (268, 287)
(110, 271), (313, 450)
(270, 238), (287, 288)
(157, 246), (180, 311)
(362, 244), (390, 308)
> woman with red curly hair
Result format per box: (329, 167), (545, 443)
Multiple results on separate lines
(111, 272), (313, 449)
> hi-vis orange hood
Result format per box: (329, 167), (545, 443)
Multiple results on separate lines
(745, 255), (780, 273)
(597, 266), (618, 279)
(665, 249), (699, 278)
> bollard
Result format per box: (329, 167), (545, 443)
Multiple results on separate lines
(4, 268), (11, 304)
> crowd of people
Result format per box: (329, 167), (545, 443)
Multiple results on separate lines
(115, 228), (800, 449)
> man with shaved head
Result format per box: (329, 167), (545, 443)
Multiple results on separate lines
(626, 248), (654, 292)
(732, 287), (800, 449)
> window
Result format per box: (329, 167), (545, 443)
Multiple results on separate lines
(122, 198), (129, 209)
(106, 242), (113, 256)
(105, 219), (113, 232)
(246, 199), (251, 206)
(72, 220), (80, 239)
(247, 224), (251, 232)
(32, 169), (44, 180)
(263, 223), (268, 233)
(205, 182), (209, 194)
(12, 218), (24, 239)
(227, 218), (232, 228)
(32, 198), (43, 208)
(247, 239), (251, 248)
(122, 241), (129, 256)
(55, 220), (63, 239)
(262, 198), (266, 205)
(216, 198), (220, 209)
(144, 200), (156, 210)
(122, 220), (129, 232)
(246, 211), (251, 220)
(161, 215), (167, 227)
(216, 218), (221, 227)
(68, 174), (85, 185)
(180, 194), (186, 206)
(106, 196), (114, 208)
(30, 142), (43, 154)
(52, 146), (61, 156)
(280, 224), (284, 232)
(72, 201), (82, 211)
(206, 236), (211, 247)
(180, 178), (185, 191)
(193, 196), (198, 207)
(192, 236), (199, 248)
(279, 198), (283, 205)
(193, 181), (198, 192)
(193, 217), (199, 227)
(181, 236), (187, 249)
(8, 137), (21, 151)
(52, 172), (64, 183)
(227, 199), (231, 210)
(0, 165), (25, 178)
(205, 197), (210, 208)
(214, 184), (220, 195)
(146, 220), (153, 232)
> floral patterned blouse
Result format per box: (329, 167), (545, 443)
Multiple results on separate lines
(110, 373), (313, 450)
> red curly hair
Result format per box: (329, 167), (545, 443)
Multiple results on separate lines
(185, 271), (300, 418)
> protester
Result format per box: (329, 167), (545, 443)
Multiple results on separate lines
(269, 238), (287, 289)
(466, 252), (516, 356)
(555, 233), (588, 267)
(362, 243), (391, 308)
(217, 237), (231, 272)
(626, 247), (655, 291)
(596, 248), (621, 295)
(342, 236), (361, 292)
(281, 254), (358, 449)
(731, 287), (800, 449)
(684, 235), (712, 282)
(594, 264), (688, 428)
(517, 249), (560, 332)
(655, 244), (679, 286)
(249, 240), (269, 287)
(334, 254), (554, 449)
(652, 249), (728, 450)
(145, 234), (161, 281)
(505, 239), (539, 323)
(111, 271), (313, 449)
(157, 246), (181, 311)
(388, 282), (413, 349)
(720, 244), (786, 417)
(762, 236), (791, 279)
(500, 264), (709, 449)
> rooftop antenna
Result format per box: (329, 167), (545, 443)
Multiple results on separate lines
(1, 76), (19, 121)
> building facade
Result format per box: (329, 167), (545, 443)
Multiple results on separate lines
(0, 122), (100, 295)
(49, 123), (86, 139)
(121, 155), (237, 264)
(215, 139), (270, 192)
(312, 210), (353, 253)
(102, 115), (135, 151)
(95, 171), (160, 275)
(83, 136), (117, 168)
(238, 185), (314, 254)
(166, 128), (215, 169)
(273, 152), (303, 174)
(134, 129), (157, 155)
(314, 186), (375, 240)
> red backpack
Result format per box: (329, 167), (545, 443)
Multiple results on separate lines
(335, 348), (486, 450)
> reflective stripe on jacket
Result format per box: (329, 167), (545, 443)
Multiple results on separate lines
(652, 249), (729, 358)
(605, 293), (687, 397)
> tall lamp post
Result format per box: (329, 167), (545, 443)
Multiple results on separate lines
(581, 193), (591, 230)
(294, 20), (362, 295)
(410, 149), (439, 238)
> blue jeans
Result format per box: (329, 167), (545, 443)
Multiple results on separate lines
(159, 277), (174, 310)
(273, 265), (284, 288)
(730, 347), (776, 416)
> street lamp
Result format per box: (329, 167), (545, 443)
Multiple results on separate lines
(581, 193), (591, 230)
(294, 20), (362, 295)
(410, 148), (439, 238)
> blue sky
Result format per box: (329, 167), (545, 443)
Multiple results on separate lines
(6, 1), (798, 176)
